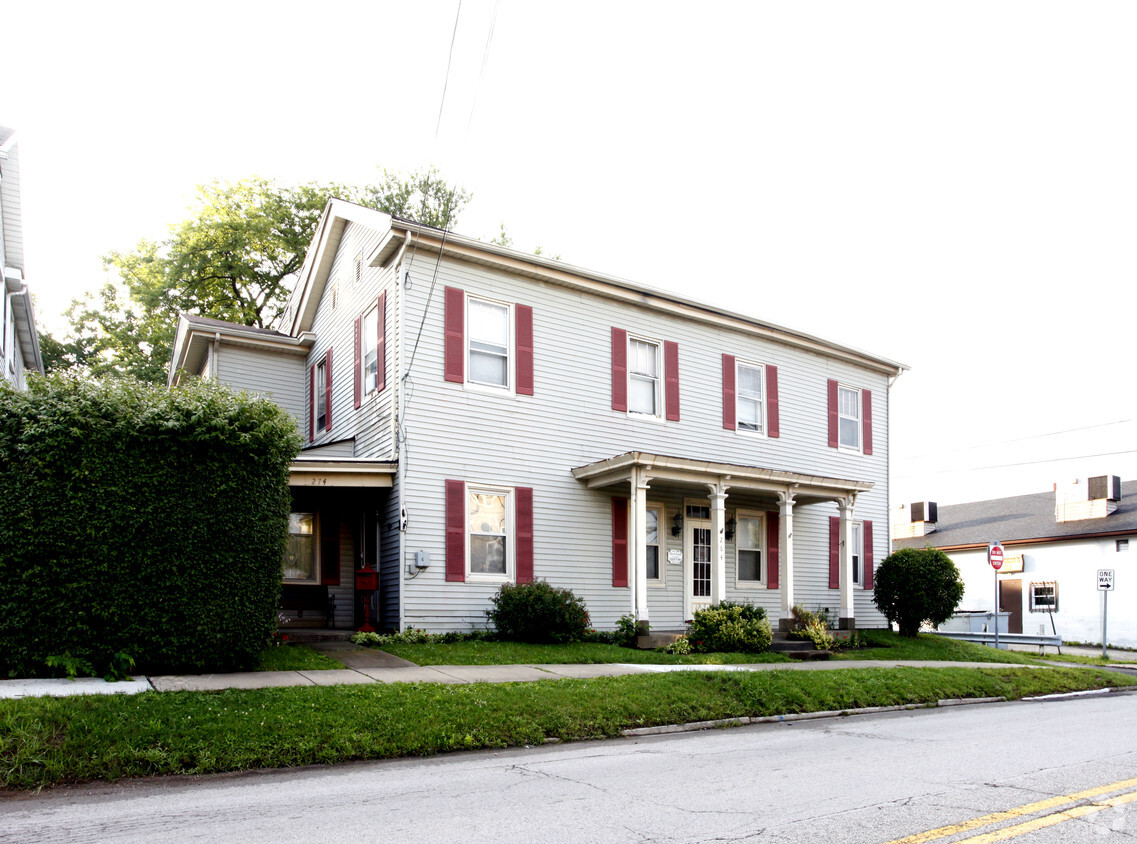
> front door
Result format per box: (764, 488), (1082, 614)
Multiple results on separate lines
(999, 578), (1023, 634)
(684, 518), (713, 620)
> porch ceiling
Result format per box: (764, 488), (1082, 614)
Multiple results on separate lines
(290, 457), (397, 489)
(571, 451), (871, 505)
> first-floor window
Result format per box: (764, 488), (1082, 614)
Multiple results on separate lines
(284, 513), (317, 582)
(646, 506), (661, 580)
(469, 487), (510, 576)
(1030, 581), (1059, 612)
(851, 522), (863, 584)
(736, 513), (764, 584)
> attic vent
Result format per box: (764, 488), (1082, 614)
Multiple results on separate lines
(353, 253), (363, 287)
(331, 282), (339, 310)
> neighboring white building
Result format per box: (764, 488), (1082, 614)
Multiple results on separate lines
(0, 127), (43, 389)
(893, 476), (1137, 647)
(170, 200), (907, 634)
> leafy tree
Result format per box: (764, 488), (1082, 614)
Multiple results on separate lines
(47, 168), (470, 382)
(872, 546), (966, 637)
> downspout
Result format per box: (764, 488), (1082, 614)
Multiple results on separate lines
(212, 332), (221, 378)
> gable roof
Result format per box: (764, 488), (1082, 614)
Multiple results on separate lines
(893, 481), (1137, 551)
(168, 313), (313, 386)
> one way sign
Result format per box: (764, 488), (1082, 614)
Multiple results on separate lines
(1098, 569), (1115, 591)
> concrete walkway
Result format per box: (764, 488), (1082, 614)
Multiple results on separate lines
(3, 645), (1134, 700)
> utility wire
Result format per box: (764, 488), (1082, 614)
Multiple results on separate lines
(894, 448), (1137, 478)
(896, 419), (1134, 462)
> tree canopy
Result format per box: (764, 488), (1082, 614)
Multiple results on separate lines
(45, 168), (470, 383)
(872, 546), (966, 638)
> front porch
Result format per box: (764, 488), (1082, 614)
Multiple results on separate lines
(572, 451), (874, 634)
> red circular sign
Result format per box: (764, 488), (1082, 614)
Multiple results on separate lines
(989, 543), (1005, 571)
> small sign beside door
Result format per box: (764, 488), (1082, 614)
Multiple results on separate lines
(667, 549), (683, 565)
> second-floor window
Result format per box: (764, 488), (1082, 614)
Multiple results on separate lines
(315, 359), (328, 433)
(838, 386), (860, 450)
(628, 338), (661, 416)
(468, 297), (511, 388)
(362, 306), (379, 395)
(737, 362), (764, 433)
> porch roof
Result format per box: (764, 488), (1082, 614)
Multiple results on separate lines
(290, 457), (397, 488)
(571, 451), (871, 505)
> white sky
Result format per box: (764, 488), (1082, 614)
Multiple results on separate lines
(6, 1), (1137, 513)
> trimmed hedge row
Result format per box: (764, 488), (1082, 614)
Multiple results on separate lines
(0, 375), (302, 676)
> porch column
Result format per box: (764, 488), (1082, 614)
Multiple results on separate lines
(778, 490), (796, 630)
(839, 497), (856, 629)
(708, 479), (729, 605)
(630, 466), (651, 630)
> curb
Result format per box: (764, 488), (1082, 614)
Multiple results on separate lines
(621, 696), (1007, 737)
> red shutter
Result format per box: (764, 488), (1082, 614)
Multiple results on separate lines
(664, 340), (680, 421)
(515, 487), (534, 583)
(308, 364), (315, 442)
(829, 516), (841, 589)
(722, 354), (736, 430)
(767, 364), (780, 438)
(516, 304), (534, 396)
(320, 511), (340, 586)
(612, 497), (629, 587)
(324, 348), (333, 431)
(444, 287), (465, 383)
(611, 328), (628, 412)
(377, 292), (387, 393)
(862, 388), (873, 455)
(766, 512), (779, 589)
(827, 379), (839, 448)
(353, 316), (362, 409)
(445, 479), (466, 582)
(863, 520), (874, 589)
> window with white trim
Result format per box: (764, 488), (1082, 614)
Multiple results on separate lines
(361, 306), (379, 396)
(467, 297), (511, 389)
(1030, 581), (1058, 612)
(838, 385), (861, 450)
(628, 338), (661, 417)
(315, 359), (328, 433)
(284, 513), (317, 582)
(468, 486), (512, 579)
(646, 505), (662, 582)
(851, 522), (863, 584)
(735, 511), (765, 586)
(736, 361), (765, 433)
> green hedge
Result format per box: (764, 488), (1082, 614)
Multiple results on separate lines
(0, 375), (302, 676)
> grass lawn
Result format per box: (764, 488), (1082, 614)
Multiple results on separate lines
(2, 665), (1131, 791)
(378, 640), (792, 666)
(255, 645), (344, 672)
(833, 630), (1043, 664)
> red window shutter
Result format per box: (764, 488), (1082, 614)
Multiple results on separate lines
(445, 480), (466, 582)
(664, 340), (680, 421)
(376, 292), (387, 393)
(721, 354), (736, 430)
(308, 364), (315, 442)
(766, 512), (779, 589)
(515, 487), (534, 583)
(320, 511), (340, 586)
(610, 328), (628, 412)
(767, 364), (780, 438)
(353, 316), (362, 409)
(516, 304), (534, 396)
(829, 516), (841, 589)
(611, 497), (629, 587)
(444, 287), (465, 383)
(827, 379), (839, 448)
(862, 388), (873, 455)
(863, 520), (874, 589)
(324, 348), (333, 431)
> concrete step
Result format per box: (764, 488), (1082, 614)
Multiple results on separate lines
(281, 629), (357, 644)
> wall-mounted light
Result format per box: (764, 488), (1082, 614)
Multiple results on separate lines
(725, 515), (737, 541)
(671, 511), (684, 537)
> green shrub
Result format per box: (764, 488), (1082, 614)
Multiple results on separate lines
(486, 580), (590, 644)
(615, 614), (638, 648)
(0, 375), (301, 676)
(789, 604), (836, 651)
(686, 603), (772, 654)
(873, 546), (965, 638)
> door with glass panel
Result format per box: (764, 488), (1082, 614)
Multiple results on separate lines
(684, 518), (713, 620)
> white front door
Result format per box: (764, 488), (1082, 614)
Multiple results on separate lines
(684, 518), (713, 620)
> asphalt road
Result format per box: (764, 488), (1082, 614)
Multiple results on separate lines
(3, 690), (1136, 842)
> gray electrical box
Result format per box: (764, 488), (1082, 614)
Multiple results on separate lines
(415, 550), (430, 569)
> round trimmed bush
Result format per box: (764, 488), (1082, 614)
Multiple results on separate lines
(486, 580), (590, 644)
(687, 603), (772, 653)
(873, 546), (965, 637)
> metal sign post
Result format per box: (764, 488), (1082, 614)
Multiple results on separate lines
(1098, 569), (1115, 658)
(988, 542), (1005, 649)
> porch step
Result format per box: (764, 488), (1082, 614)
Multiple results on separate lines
(770, 632), (831, 659)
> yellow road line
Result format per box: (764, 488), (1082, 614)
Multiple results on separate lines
(884, 776), (1137, 844)
(957, 788), (1137, 842)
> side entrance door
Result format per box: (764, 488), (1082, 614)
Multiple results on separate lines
(684, 518), (713, 621)
(999, 578), (1023, 634)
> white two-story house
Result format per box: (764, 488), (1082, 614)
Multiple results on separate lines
(169, 200), (906, 634)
